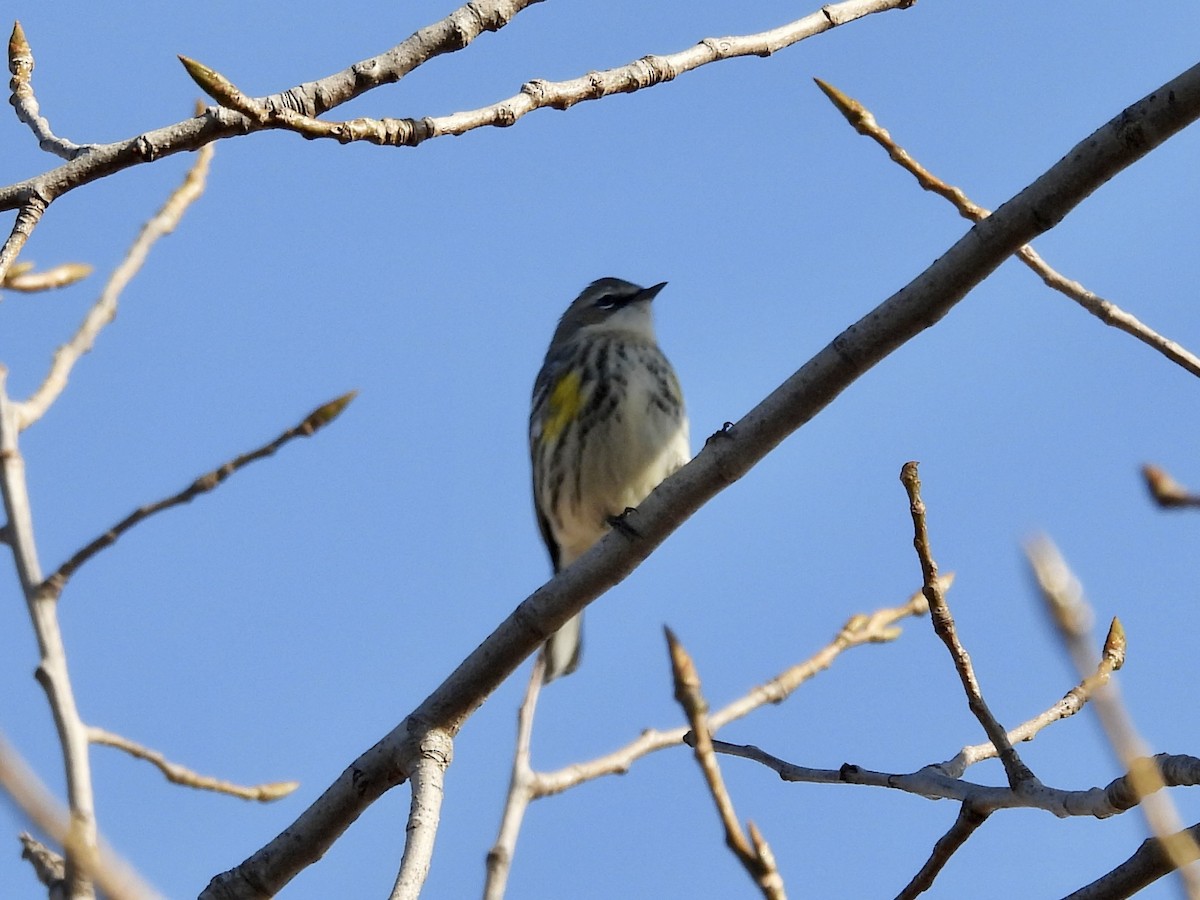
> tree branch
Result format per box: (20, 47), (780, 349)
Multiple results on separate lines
(179, 0), (915, 148)
(814, 78), (1200, 381)
(18, 134), (214, 429)
(40, 391), (356, 598)
(88, 728), (297, 803)
(668, 629), (786, 900)
(200, 60), (1200, 900)
(901, 461), (1038, 790)
(0, 731), (159, 899)
(1027, 537), (1200, 897)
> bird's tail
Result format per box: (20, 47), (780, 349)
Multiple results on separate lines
(542, 613), (583, 683)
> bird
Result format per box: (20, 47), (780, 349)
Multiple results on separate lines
(529, 277), (691, 682)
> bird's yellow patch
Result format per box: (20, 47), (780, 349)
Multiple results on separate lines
(543, 370), (584, 442)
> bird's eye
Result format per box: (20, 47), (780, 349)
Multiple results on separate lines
(594, 294), (619, 310)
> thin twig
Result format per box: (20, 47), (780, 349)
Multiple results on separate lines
(1027, 537), (1200, 897)
(7, 22), (89, 159)
(667, 628), (786, 900)
(0, 731), (160, 899)
(89, 728), (298, 802)
(933, 640), (1124, 779)
(815, 78), (1200, 381)
(533, 585), (933, 797)
(483, 657), (544, 900)
(41, 391), (357, 597)
(19, 133), (214, 428)
(897, 803), (991, 900)
(179, 0), (915, 148)
(900, 461), (1038, 790)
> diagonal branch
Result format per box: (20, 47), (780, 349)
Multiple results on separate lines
(932, 635), (1124, 779)
(88, 728), (297, 802)
(1027, 538), (1200, 897)
(897, 803), (991, 900)
(900, 462), (1038, 790)
(0, 731), (159, 899)
(1066, 822), (1200, 900)
(0, 0), (541, 212)
(18, 134), (214, 428)
(815, 78), (1200, 381)
(200, 60), (1200, 900)
(41, 391), (357, 598)
(668, 629), (786, 900)
(533, 584), (933, 796)
(179, 0), (916, 148)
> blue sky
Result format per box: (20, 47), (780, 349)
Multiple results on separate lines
(2, 2), (1199, 898)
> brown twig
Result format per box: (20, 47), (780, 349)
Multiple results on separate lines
(89, 728), (297, 802)
(668, 628), (786, 900)
(900, 461), (1038, 790)
(815, 78), (1200, 382)
(41, 391), (356, 597)
(933, 639), (1124, 779)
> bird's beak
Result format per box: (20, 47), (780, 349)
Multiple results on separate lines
(639, 281), (668, 302)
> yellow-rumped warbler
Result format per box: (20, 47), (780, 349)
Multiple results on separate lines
(530, 277), (691, 682)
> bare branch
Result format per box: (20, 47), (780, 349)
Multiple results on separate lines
(933, 639), (1123, 779)
(389, 729), (453, 900)
(180, 0), (915, 148)
(900, 461), (1038, 790)
(1066, 822), (1200, 900)
(201, 62), (1200, 900)
(0, 731), (160, 899)
(7, 21), (88, 158)
(0, 368), (97, 897)
(41, 391), (357, 597)
(18, 135), (215, 428)
(0, 197), (47, 285)
(484, 659), (544, 900)
(1027, 538), (1200, 896)
(0, 0), (543, 212)
(668, 628), (786, 900)
(815, 78), (1200, 381)
(717, 740), (1200, 818)
(535, 584), (933, 796)
(897, 804), (991, 900)
(89, 728), (298, 802)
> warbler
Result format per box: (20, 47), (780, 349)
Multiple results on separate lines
(530, 277), (691, 682)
